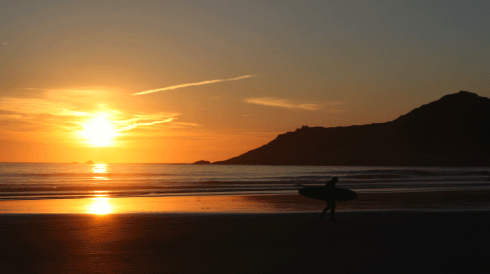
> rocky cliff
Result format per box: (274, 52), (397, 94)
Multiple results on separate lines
(214, 91), (490, 166)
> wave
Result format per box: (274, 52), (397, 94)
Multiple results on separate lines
(1, 164), (490, 201)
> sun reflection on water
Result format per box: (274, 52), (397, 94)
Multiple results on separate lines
(92, 163), (108, 180)
(92, 163), (107, 173)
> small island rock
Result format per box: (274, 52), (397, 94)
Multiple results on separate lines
(192, 160), (211, 165)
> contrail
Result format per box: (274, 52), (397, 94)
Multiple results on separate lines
(132, 75), (257, 96)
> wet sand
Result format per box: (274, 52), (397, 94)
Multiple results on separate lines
(0, 211), (489, 274)
(2, 190), (490, 214)
(1, 191), (490, 273)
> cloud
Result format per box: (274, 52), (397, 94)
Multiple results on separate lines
(0, 98), (87, 136)
(115, 113), (179, 131)
(245, 97), (325, 111)
(132, 75), (257, 96)
(0, 96), (183, 137)
(117, 119), (175, 131)
(0, 97), (88, 117)
(46, 88), (112, 101)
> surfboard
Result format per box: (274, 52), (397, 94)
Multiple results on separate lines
(299, 187), (357, 202)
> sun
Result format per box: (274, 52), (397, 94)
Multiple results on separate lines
(81, 115), (117, 147)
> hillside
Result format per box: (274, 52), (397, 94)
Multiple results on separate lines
(214, 91), (490, 166)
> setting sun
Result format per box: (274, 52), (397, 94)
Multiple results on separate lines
(81, 116), (117, 147)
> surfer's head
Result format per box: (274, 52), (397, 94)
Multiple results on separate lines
(326, 177), (338, 187)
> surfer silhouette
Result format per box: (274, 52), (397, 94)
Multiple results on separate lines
(321, 177), (338, 220)
(299, 176), (357, 220)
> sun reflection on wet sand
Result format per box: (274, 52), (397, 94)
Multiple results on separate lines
(0, 195), (277, 214)
(87, 197), (112, 215)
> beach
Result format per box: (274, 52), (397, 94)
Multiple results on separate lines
(3, 1), (490, 272)
(2, 190), (490, 214)
(1, 191), (490, 274)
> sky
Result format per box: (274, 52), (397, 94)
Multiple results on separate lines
(1, 0), (490, 163)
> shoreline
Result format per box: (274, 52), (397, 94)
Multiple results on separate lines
(1, 189), (490, 214)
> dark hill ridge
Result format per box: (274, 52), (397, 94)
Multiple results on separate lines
(214, 91), (490, 166)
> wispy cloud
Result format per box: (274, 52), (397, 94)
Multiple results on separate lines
(132, 75), (257, 96)
(0, 96), (184, 137)
(245, 97), (325, 111)
(0, 97), (88, 117)
(115, 113), (178, 131)
(117, 119), (174, 131)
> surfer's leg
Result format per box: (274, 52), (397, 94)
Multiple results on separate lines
(320, 205), (330, 219)
(320, 207), (329, 219)
(330, 203), (337, 221)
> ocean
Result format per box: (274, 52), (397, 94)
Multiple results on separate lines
(1, 163), (490, 201)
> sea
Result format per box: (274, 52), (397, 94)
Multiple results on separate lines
(1, 163), (490, 201)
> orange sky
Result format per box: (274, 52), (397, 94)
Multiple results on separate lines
(1, 1), (490, 163)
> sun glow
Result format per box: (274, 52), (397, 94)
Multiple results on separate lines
(81, 116), (117, 146)
(88, 197), (113, 215)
